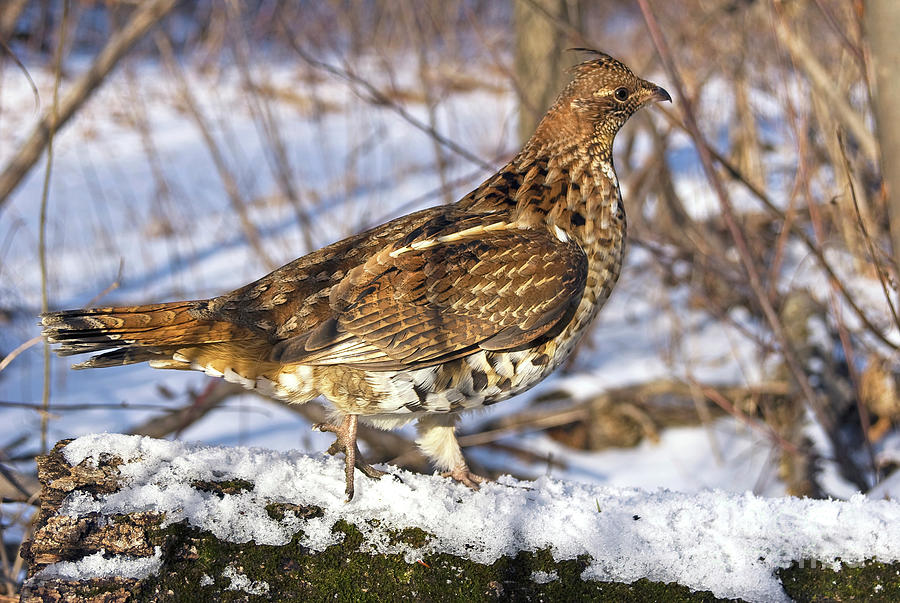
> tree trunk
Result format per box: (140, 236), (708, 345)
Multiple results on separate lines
(513, 0), (582, 144)
(865, 0), (900, 268)
(18, 441), (723, 602)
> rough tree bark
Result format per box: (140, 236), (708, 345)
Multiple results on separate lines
(19, 441), (715, 602)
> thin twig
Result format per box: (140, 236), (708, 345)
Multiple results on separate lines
(0, 463), (38, 502)
(0, 400), (188, 412)
(227, 0), (317, 253)
(280, 23), (495, 173)
(771, 2), (877, 162)
(0, 35), (40, 115)
(836, 130), (884, 479)
(85, 258), (124, 309)
(155, 31), (277, 270)
(656, 105), (897, 350)
(0, 336), (41, 373)
(38, 0), (71, 455)
(811, 0), (866, 68)
(838, 130), (900, 332)
(127, 380), (242, 439)
(457, 407), (590, 448)
(699, 384), (803, 458)
(406, 10), (453, 204)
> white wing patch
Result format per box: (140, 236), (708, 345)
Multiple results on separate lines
(389, 221), (514, 258)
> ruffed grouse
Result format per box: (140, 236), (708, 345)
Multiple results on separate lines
(42, 52), (670, 499)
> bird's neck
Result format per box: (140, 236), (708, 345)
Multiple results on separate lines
(511, 130), (624, 250)
(522, 105), (618, 176)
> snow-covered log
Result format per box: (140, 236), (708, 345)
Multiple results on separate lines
(21, 435), (900, 602)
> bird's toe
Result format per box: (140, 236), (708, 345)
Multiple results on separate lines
(442, 465), (487, 490)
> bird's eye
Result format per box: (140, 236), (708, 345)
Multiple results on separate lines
(614, 87), (629, 102)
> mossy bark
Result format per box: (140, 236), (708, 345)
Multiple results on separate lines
(20, 439), (900, 602)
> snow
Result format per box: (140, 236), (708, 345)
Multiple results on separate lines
(36, 547), (163, 581)
(222, 566), (270, 596)
(531, 569), (559, 584)
(56, 433), (900, 602)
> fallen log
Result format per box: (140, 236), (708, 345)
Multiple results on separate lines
(19, 435), (900, 602)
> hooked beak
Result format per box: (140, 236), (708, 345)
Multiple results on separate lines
(648, 84), (672, 104)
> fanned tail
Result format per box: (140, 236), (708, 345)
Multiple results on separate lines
(40, 301), (239, 369)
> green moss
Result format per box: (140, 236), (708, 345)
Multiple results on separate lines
(109, 512), (900, 602)
(387, 526), (431, 548)
(134, 519), (733, 602)
(189, 479), (255, 497)
(33, 508), (900, 601)
(779, 558), (900, 601)
(264, 502), (324, 522)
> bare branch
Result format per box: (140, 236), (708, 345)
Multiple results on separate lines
(771, 8), (877, 162)
(0, 0), (179, 212)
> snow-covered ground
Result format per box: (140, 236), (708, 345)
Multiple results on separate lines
(40, 434), (900, 602)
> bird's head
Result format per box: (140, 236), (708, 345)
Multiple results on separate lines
(567, 50), (671, 129)
(530, 50), (671, 157)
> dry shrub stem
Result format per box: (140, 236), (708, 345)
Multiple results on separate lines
(838, 132), (900, 332)
(226, 0), (317, 253)
(0, 336), (41, 374)
(155, 31), (277, 271)
(657, 105), (897, 351)
(836, 131), (886, 474)
(0, 36), (39, 114)
(771, 8), (876, 163)
(38, 0), (70, 456)
(637, 0), (868, 488)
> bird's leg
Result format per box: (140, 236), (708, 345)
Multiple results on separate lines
(315, 414), (386, 500)
(443, 463), (486, 489)
(416, 414), (488, 490)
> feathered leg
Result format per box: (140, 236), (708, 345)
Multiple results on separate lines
(416, 413), (486, 489)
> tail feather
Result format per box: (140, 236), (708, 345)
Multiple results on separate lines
(70, 348), (172, 369)
(41, 301), (246, 367)
(40, 301), (288, 399)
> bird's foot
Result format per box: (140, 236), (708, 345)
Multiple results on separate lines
(315, 415), (385, 500)
(442, 463), (487, 490)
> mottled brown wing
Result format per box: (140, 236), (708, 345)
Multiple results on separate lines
(271, 222), (586, 369)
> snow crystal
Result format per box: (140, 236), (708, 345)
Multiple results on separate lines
(531, 570), (558, 584)
(223, 565), (270, 596)
(36, 547), (162, 581)
(199, 573), (214, 586)
(60, 434), (900, 602)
